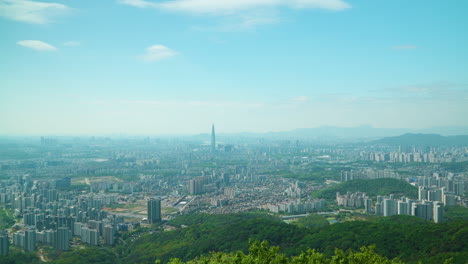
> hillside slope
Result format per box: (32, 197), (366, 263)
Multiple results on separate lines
(311, 178), (418, 200)
(118, 213), (468, 264)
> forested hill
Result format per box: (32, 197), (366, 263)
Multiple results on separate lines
(163, 240), (404, 264)
(117, 213), (468, 264)
(121, 213), (304, 264)
(311, 178), (418, 200)
(371, 133), (468, 147)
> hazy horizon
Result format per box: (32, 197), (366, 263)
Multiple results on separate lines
(1, 0), (467, 135)
(1, 124), (468, 138)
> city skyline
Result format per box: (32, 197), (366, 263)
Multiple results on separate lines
(0, 124), (467, 261)
(1, 0), (467, 135)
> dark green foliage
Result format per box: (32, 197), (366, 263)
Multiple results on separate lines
(0, 207), (15, 229)
(444, 206), (468, 221)
(51, 248), (117, 264)
(293, 214), (329, 229)
(369, 214), (429, 225)
(311, 178), (418, 200)
(122, 213), (306, 264)
(440, 161), (468, 173)
(0, 248), (40, 264)
(166, 240), (404, 264)
(168, 212), (280, 228)
(298, 216), (468, 263)
(120, 213), (468, 264)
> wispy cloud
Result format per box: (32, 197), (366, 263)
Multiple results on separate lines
(392, 45), (417, 50)
(119, 0), (157, 8)
(0, 0), (71, 24)
(17, 40), (58, 51)
(157, 0), (350, 14)
(192, 13), (279, 32)
(120, 0), (349, 30)
(63, 41), (80, 47)
(120, 0), (350, 13)
(139, 45), (178, 62)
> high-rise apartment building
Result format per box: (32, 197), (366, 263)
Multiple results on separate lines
(104, 225), (115, 246)
(433, 202), (444, 223)
(25, 230), (36, 252)
(364, 198), (373, 213)
(147, 198), (161, 224)
(0, 230), (8, 256)
(189, 178), (204, 195)
(383, 198), (397, 216)
(56, 227), (70, 251)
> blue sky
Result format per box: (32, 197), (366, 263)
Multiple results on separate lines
(0, 0), (467, 135)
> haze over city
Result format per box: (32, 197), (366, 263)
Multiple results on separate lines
(1, 0), (467, 135)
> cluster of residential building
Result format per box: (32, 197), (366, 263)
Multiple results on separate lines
(417, 172), (466, 197)
(365, 148), (468, 163)
(284, 182), (303, 198)
(367, 152), (439, 163)
(336, 192), (368, 208)
(373, 195), (444, 223)
(340, 169), (401, 182)
(335, 182), (464, 223)
(0, 175), (125, 253)
(268, 198), (325, 214)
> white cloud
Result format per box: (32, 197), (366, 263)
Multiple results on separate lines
(119, 0), (349, 31)
(140, 45), (178, 62)
(119, 0), (157, 8)
(192, 14), (279, 32)
(0, 0), (71, 24)
(17, 40), (58, 51)
(63, 41), (80, 47)
(119, 0), (351, 14)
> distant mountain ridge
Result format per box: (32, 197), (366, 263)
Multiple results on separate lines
(372, 133), (468, 147)
(217, 125), (468, 140)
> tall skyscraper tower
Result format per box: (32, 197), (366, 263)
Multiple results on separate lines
(211, 124), (216, 153)
(147, 198), (161, 224)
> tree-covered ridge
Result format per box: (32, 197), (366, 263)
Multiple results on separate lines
(292, 213), (329, 229)
(122, 213), (306, 264)
(0, 249), (40, 264)
(168, 212), (282, 228)
(444, 205), (468, 221)
(166, 240), (406, 264)
(52, 248), (117, 264)
(120, 213), (468, 264)
(311, 178), (418, 200)
(297, 216), (468, 264)
(0, 207), (15, 230)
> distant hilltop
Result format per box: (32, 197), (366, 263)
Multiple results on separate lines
(372, 133), (468, 147)
(218, 125), (468, 140)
